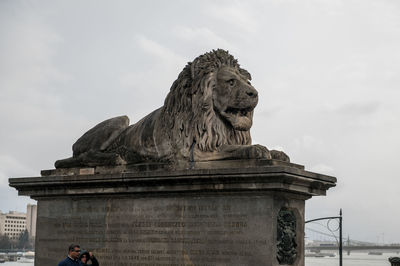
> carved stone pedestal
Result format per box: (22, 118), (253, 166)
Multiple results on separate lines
(9, 159), (336, 266)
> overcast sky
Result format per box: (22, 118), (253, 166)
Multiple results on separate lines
(1, 0), (399, 243)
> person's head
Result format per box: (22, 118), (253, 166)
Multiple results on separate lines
(80, 251), (90, 264)
(80, 254), (87, 263)
(68, 244), (81, 260)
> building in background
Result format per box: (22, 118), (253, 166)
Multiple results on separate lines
(0, 204), (37, 241)
(0, 211), (26, 240)
(26, 204), (37, 239)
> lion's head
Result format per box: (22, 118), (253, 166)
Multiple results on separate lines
(214, 65), (258, 131)
(161, 49), (258, 156)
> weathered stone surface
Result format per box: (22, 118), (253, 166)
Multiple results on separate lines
(35, 192), (305, 266)
(9, 160), (336, 266)
(11, 160), (335, 198)
(43, 159), (304, 177)
(55, 49), (289, 168)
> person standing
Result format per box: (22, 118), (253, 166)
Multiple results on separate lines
(58, 244), (83, 266)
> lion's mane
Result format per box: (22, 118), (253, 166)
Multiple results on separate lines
(160, 49), (252, 158)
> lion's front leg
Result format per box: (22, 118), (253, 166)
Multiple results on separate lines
(270, 150), (290, 162)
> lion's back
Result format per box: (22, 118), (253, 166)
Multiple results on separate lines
(115, 108), (173, 161)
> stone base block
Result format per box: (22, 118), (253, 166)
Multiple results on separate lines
(9, 159), (336, 266)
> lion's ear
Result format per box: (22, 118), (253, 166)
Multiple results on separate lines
(239, 68), (252, 81)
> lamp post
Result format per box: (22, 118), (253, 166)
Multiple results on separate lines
(339, 209), (342, 266)
(305, 209), (343, 266)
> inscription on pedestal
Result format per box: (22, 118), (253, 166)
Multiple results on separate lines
(37, 195), (278, 265)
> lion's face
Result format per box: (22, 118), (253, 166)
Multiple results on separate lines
(213, 66), (258, 131)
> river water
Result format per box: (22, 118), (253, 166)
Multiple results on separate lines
(1, 253), (398, 265)
(306, 252), (399, 266)
(1, 263), (34, 266)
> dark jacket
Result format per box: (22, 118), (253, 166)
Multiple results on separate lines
(58, 256), (83, 266)
(79, 251), (99, 266)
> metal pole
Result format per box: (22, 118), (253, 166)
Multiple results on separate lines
(339, 209), (343, 266)
(304, 209), (344, 266)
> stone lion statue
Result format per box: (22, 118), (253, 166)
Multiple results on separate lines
(55, 49), (289, 168)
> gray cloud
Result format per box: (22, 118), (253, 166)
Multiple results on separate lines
(1, 0), (400, 243)
(335, 101), (381, 116)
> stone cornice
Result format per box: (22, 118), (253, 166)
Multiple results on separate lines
(9, 159), (336, 199)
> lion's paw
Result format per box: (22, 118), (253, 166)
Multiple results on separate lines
(270, 150), (290, 162)
(245, 144), (272, 160)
